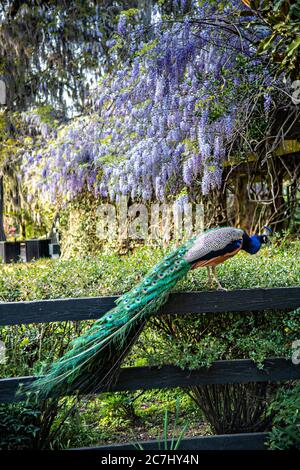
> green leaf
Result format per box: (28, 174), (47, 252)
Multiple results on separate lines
(286, 36), (300, 57)
(257, 33), (277, 54)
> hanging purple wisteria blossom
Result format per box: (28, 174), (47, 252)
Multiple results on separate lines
(21, 2), (281, 205)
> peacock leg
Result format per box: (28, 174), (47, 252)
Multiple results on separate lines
(207, 266), (214, 289)
(212, 266), (227, 291)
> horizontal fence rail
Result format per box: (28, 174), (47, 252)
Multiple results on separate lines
(72, 432), (269, 451)
(1, 358), (300, 403)
(0, 286), (300, 325)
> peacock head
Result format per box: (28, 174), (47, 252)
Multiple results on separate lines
(242, 226), (272, 254)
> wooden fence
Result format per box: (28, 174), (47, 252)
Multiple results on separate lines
(0, 287), (300, 450)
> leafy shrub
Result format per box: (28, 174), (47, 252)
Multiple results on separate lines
(267, 382), (300, 450)
(0, 402), (41, 450)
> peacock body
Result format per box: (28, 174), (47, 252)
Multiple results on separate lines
(25, 226), (271, 399)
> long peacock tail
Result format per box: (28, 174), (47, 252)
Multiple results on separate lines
(25, 238), (195, 400)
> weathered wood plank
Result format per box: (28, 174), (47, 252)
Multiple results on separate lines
(1, 358), (299, 403)
(72, 432), (268, 451)
(0, 296), (118, 325)
(0, 287), (299, 326)
(163, 287), (300, 316)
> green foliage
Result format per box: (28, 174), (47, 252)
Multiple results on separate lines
(135, 399), (188, 450)
(98, 392), (141, 423)
(0, 240), (299, 448)
(60, 389), (203, 449)
(27, 106), (62, 127)
(0, 238), (299, 303)
(0, 0), (146, 112)
(141, 307), (300, 370)
(0, 402), (41, 450)
(243, 0), (300, 78)
(267, 382), (300, 449)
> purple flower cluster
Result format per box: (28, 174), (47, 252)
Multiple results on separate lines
(117, 15), (127, 36)
(22, 2), (277, 204)
(22, 111), (55, 139)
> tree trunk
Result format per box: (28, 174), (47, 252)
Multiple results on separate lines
(0, 176), (6, 241)
(203, 184), (228, 228)
(230, 175), (256, 232)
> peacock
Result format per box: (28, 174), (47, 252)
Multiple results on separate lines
(25, 226), (272, 400)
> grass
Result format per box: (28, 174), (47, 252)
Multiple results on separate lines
(59, 389), (210, 449)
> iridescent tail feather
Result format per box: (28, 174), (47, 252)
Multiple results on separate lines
(23, 239), (195, 400)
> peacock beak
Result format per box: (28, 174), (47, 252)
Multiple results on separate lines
(262, 226), (272, 243)
(261, 225), (273, 244)
(263, 225), (272, 236)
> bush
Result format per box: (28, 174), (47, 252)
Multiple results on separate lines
(0, 238), (299, 304)
(0, 402), (41, 450)
(267, 382), (300, 450)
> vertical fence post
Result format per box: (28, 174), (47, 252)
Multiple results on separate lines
(0, 241), (21, 263)
(25, 239), (51, 261)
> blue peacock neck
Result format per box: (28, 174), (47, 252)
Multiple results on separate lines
(242, 232), (262, 255)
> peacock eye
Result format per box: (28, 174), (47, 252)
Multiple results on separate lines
(106, 315), (113, 321)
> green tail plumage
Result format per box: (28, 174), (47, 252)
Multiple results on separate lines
(25, 239), (195, 399)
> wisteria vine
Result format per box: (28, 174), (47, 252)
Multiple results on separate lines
(21, 1), (283, 205)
